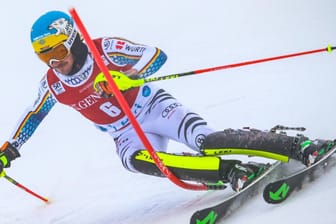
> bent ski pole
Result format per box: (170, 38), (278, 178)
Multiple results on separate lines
(70, 7), (209, 191)
(1, 171), (49, 203)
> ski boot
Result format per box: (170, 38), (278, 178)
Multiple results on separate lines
(227, 162), (268, 192)
(299, 139), (335, 166)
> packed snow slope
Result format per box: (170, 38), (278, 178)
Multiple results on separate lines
(1, 1), (336, 223)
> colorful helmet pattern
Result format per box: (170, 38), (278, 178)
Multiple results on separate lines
(31, 11), (78, 53)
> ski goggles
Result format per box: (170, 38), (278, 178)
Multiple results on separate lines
(36, 42), (71, 66)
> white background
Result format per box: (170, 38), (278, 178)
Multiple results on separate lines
(1, 1), (336, 223)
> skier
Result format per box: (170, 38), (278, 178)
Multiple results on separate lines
(0, 10), (334, 192)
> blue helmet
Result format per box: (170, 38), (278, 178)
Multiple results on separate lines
(31, 11), (78, 53)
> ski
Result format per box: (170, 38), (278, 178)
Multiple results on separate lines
(263, 145), (336, 204)
(190, 161), (282, 224)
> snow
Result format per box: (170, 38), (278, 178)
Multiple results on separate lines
(1, 0), (336, 223)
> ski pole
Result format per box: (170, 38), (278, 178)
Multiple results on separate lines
(145, 45), (335, 82)
(96, 45), (336, 89)
(1, 171), (49, 203)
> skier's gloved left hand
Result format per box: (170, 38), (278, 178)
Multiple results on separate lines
(94, 70), (142, 98)
(0, 141), (20, 175)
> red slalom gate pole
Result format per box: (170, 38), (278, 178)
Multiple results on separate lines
(69, 8), (208, 191)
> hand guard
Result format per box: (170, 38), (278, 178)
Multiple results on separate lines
(0, 141), (20, 174)
(93, 71), (144, 98)
(94, 80), (114, 98)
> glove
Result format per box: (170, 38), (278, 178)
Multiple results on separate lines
(93, 70), (144, 98)
(0, 141), (20, 174)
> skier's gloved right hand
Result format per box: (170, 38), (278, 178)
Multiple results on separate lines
(93, 70), (144, 98)
(0, 141), (20, 175)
